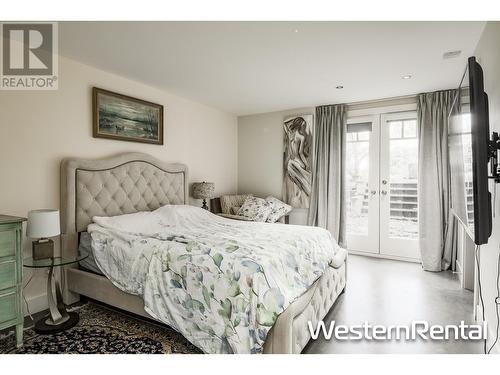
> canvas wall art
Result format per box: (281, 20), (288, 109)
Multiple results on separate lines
(93, 87), (164, 145)
(283, 114), (313, 208)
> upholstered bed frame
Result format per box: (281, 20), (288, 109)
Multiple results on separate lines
(60, 152), (346, 354)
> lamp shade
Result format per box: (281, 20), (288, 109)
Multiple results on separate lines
(26, 209), (61, 238)
(192, 182), (215, 199)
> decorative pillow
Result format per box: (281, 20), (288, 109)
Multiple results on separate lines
(237, 196), (272, 222)
(230, 206), (241, 215)
(220, 194), (250, 215)
(265, 196), (292, 223)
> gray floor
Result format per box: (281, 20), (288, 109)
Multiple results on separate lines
(304, 254), (483, 354)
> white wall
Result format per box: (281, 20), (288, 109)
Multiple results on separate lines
(473, 21), (500, 353)
(0, 56), (238, 314)
(238, 107), (314, 225)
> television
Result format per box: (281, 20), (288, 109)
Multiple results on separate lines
(448, 56), (494, 245)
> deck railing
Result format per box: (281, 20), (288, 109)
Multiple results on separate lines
(352, 180), (418, 220)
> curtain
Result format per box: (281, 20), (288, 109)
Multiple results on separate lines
(307, 104), (347, 247)
(417, 89), (458, 271)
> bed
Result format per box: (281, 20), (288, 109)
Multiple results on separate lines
(60, 152), (347, 353)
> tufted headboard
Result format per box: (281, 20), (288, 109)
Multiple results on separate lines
(60, 152), (188, 258)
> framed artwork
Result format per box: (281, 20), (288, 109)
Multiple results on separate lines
(93, 87), (164, 145)
(283, 114), (313, 208)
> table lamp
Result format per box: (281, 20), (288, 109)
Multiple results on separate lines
(27, 209), (60, 260)
(192, 182), (215, 210)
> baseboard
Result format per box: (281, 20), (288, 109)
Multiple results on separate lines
(23, 292), (48, 316)
(347, 249), (421, 264)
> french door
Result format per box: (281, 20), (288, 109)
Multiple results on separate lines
(345, 112), (420, 260)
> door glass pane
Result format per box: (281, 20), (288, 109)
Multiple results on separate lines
(388, 119), (418, 239)
(346, 123), (371, 236)
(347, 132), (357, 142)
(390, 121), (402, 138)
(403, 120), (417, 138)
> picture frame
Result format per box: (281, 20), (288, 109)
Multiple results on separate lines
(92, 87), (164, 145)
(282, 114), (313, 208)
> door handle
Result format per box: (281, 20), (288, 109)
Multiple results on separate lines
(370, 190), (377, 195)
(382, 180), (388, 185)
(381, 190), (388, 195)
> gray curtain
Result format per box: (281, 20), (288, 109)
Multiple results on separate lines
(307, 104), (347, 247)
(417, 89), (458, 271)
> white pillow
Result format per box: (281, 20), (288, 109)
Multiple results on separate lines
(265, 196), (292, 223)
(92, 204), (180, 234)
(92, 210), (164, 234)
(237, 196), (272, 222)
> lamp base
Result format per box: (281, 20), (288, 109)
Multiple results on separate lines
(201, 199), (209, 210)
(32, 239), (54, 260)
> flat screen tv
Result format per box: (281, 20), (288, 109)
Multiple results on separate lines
(448, 56), (492, 245)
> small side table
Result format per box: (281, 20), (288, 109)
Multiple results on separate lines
(24, 255), (87, 334)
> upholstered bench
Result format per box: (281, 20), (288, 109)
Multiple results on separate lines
(210, 195), (289, 224)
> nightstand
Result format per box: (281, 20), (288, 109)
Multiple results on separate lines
(0, 215), (26, 348)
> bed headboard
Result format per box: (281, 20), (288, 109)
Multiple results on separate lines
(60, 152), (188, 257)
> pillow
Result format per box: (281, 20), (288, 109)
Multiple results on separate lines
(92, 210), (165, 234)
(92, 205), (179, 234)
(230, 206), (241, 215)
(220, 194), (250, 215)
(265, 196), (292, 223)
(237, 196), (272, 222)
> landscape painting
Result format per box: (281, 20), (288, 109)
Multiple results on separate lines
(283, 114), (313, 208)
(93, 87), (164, 145)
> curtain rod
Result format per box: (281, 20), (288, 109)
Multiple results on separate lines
(346, 94), (416, 107)
(345, 87), (468, 108)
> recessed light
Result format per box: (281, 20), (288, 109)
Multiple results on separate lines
(402, 74), (412, 80)
(293, 28), (299, 33)
(336, 85), (344, 89)
(443, 50), (462, 59)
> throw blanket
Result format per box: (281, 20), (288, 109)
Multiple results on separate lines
(88, 205), (342, 353)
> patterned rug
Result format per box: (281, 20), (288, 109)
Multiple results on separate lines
(0, 303), (201, 354)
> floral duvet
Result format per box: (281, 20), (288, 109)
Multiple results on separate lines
(88, 205), (342, 353)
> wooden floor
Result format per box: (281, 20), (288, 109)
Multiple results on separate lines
(304, 254), (482, 354)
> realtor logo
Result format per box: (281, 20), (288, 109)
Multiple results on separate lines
(1, 22), (58, 90)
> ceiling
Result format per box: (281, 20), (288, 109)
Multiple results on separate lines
(59, 21), (486, 116)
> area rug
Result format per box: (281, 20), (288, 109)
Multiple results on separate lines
(0, 302), (201, 354)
